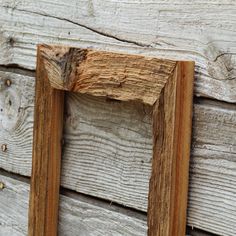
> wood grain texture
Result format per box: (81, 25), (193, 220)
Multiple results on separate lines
(188, 99), (236, 236)
(0, 71), (34, 174)
(0, 0), (235, 235)
(0, 172), (220, 236)
(0, 0), (235, 102)
(62, 93), (153, 212)
(0, 71), (235, 235)
(148, 62), (194, 236)
(0, 172), (147, 236)
(39, 45), (176, 105)
(171, 62), (194, 235)
(28, 48), (65, 236)
(37, 45), (194, 236)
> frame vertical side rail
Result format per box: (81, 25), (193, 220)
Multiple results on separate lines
(170, 62), (194, 236)
(28, 47), (65, 236)
(148, 62), (194, 236)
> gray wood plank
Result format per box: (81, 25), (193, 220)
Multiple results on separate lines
(0, 172), (216, 236)
(0, 172), (147, 236)
(188, 99), (236, 236)
(0, 1), (235, 102)
(62, 92), (153, 212)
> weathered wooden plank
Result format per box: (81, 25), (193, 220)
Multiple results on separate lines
(188, 99), (236, 236)
(0, 172), (212, 236)
(0, 173), (29, 236)
(0, 71), (235, 235)
(62, 93), (153, 212)
(0, 1), (235, 102)
(0, 172), (147, 236)
(40, 44), (176, 105)
(0, 70), (34, 174)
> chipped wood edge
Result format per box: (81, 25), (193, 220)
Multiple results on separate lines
(29, 44), (194, 236)
(39, 44), (177, 105)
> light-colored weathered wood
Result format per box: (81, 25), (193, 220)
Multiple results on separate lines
(28, 48), (65, 236)
(0, 1), (235, 102)
(0, 173), (147, 236)
(0, 172), (222, 236)
(0, 172), (215, 236)
(0, 71), (235, 235)
(36, 45), (194, 236)
(62, 93), (153, 211)
(188, 99), (236, 236)
(0, 71), (34, 175)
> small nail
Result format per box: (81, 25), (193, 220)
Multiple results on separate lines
(0, 182), (4, 190)
(1, 144), (7, 152)
(5, 79), (11, 87)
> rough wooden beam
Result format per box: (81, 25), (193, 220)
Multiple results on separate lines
(30, 45), (194, 236)
(40, 45), (176, 105)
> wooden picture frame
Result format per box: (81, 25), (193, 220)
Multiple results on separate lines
(29, 44), (194, 236)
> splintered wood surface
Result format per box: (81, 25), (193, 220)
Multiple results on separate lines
(28, 45), (194, 236)
(40, 45), (176, 105)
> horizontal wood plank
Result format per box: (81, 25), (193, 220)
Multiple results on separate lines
(0, 1), (235, 102)
(0, 71), (33, 174)
(40, 44), (176, 105)
(62, 93), (153, 211)
(0, 172), (213, 236)
(0, 71), (235, 236)
(0, 172), (147, 236)
(188, 99), (236, 236)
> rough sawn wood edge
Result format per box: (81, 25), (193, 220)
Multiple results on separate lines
(29, 44), (194, 236)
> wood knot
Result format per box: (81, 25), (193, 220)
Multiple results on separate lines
(8, 37), (15, 47)
(1, 144), (7, 152)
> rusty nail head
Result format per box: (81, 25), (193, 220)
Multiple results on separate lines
(0, 182), (4, 190)
(5, 79), (11, 87)
(1, 144), (7, 152)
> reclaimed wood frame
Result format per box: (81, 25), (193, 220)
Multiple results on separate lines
(29, 44), (194, 236)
